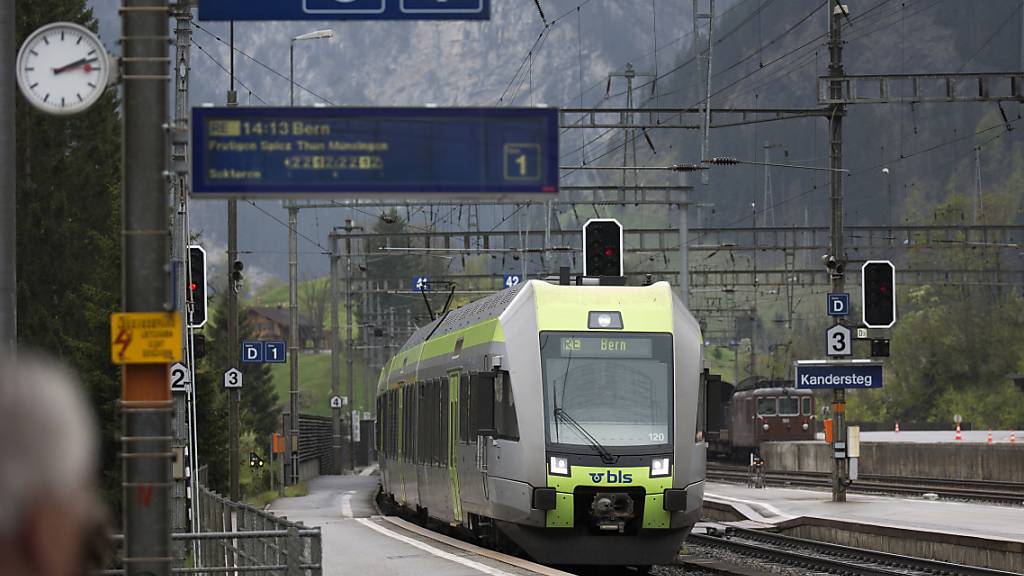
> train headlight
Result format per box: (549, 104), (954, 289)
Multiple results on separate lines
(802, 423), (809, 431)
(762, 423), (770, 432)
(549, 456), (570, 476)
(650, 457), (671, 477)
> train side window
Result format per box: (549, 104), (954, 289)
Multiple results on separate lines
(441, 380), (450, 465)
(756, 397), (777, 416)
(778, 397), (799, 416)
(471, 372), (495, 434)
(802, 397), (813, 416)
(493, 370), (519, 441)
(375, 396), (382, 454)
(418, 382), (428, 465)
(406, 385), (415, 462)
(435, 378), (443, 465)
(459, 374), (471, 443)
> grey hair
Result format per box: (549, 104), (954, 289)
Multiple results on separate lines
(0, 352), (98, 534)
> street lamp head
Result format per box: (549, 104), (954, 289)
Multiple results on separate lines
(293, 29), (334, 42)
(882, 167), (890, 174)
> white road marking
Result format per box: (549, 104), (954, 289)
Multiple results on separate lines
(341, 490), (356, 518)
(355, 518), (517, 576)
(704, 491), (796, 521)
(360, 464), (378, 476)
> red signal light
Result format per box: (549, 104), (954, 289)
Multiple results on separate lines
(603, 247), (616, 258)
(190, 282), (197, 291)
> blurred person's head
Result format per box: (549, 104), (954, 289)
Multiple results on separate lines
(0, 352), (105, 576)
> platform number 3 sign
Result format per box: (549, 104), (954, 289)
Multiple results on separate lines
(826, 324), (852, 357)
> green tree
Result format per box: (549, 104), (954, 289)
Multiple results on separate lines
(197, 292), (281, 494)
(15, 1), (123, 509)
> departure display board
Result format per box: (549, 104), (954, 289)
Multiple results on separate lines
(559, 336), (654, 359)
(192, 107), (559, 198)
(199, 0), (490, 21)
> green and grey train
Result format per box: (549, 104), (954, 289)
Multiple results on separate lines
(375, 279), (705, 567)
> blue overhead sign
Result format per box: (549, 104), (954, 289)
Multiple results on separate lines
(192, 107), (558, 199)
(794, 361), (884, 390)
(199, 0), (490, 21)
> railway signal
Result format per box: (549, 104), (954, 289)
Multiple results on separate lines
(187, 245), (208, 328)
(861, 260), (896, 329)
(583, 219), (623, 277)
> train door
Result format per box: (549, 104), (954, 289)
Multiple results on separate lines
(447, 371), (464, 523)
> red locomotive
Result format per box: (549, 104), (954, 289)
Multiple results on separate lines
(706, 376), (817, 458)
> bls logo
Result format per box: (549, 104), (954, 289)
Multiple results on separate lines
(588, 470), (633, 484)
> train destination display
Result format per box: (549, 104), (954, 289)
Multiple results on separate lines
(192, 107), (558, 198)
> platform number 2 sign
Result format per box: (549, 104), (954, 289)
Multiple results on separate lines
(170, 362), (190, 391)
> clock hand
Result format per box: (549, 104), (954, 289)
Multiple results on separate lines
(52, 57), (99, 75)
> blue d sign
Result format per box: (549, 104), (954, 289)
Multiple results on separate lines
(827, 293), (850, 317)
(241, 341), (264, 364)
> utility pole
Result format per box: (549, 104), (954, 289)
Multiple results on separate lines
(694, 0), (716, 185)
(287, 205), (299, 485)
(343, 219), (362, 472)
(330, 231), (342, 474)
(122, 0), (171, 575)
(227, 22), (241, 504)
(171, 1), (195, 558)
(827, 1), (848, 503)
(0, 0), (14, 352)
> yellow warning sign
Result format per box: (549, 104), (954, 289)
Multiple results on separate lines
(110, 312), (183, 365)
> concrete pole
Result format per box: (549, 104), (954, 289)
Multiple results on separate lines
(287, 205), (299, 485)
(227, 23), (241, 504)
(678, 189), (690, 308)
(345, 221), (355, 472)
(0, 0), (15, 352)
(122, 0), (171, 574)
(330, 233), (342, 474)
(171, 3), (194, 556)
(827, 2), (848, 503)
(228, 198), (239, 500)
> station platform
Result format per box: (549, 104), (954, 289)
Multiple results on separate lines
(703, 481), (1024, 573)
(814, 430), (1021, 443)
(268, 471), (569, 576)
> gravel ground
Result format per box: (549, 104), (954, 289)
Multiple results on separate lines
(652, 541), (823, 576)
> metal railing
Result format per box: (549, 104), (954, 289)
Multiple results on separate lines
(102, 485), (322, 576)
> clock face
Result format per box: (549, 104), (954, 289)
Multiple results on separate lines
(16, 22), (111, 116)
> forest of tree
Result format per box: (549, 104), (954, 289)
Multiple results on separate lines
(15, 0), (123, 508)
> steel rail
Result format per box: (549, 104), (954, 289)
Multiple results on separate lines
(695, 528), (1021, 576)
(707, 464), (1024, 505)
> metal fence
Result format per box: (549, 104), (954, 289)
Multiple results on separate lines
(102, 484), (322, 576)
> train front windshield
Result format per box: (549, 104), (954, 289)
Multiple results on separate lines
(540, 332), (673, 448)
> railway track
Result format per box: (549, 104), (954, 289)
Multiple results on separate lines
(706, 463), (1024, 505)
(681, 527), (1020, 576)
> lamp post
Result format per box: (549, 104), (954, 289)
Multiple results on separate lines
(285, 27), (332, 484)
(290, 29), (334, 106)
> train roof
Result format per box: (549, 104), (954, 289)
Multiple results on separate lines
(733, 386), (813, 397)
(399, 281), (528, 353)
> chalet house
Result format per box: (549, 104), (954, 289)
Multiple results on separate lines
(246, 306), (317, 349)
